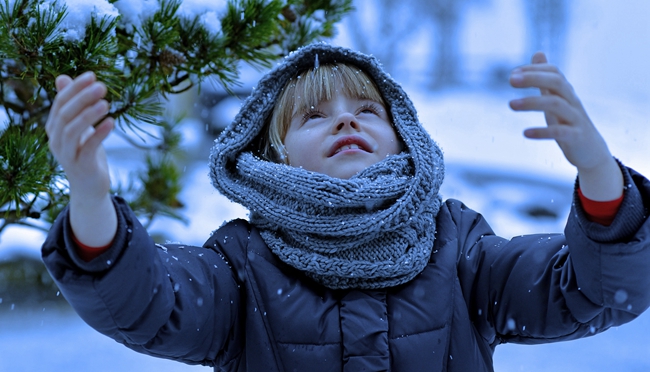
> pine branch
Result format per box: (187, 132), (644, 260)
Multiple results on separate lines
(0, 0), (353, 242)
(0, 218), (49, 234)
(0, 207), (41, 221)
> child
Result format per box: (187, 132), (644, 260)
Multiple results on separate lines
(42, 43), (650, 371)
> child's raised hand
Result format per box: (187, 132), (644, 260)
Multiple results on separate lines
(45, 72), (114, 201)
(508, 52), (610, 170)
(509, 52), (623, 201)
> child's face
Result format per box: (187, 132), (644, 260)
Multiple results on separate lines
(283, 94), (401, 179)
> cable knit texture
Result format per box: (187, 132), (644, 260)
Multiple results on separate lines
(209, 43), (445, 289)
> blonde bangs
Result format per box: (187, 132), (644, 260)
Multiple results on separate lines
(264, 64), (387, 163)
(293, 64), (385, 119)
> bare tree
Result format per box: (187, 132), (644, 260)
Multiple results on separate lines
(344, 1), (417, 77)
(523, 0), (569, 67)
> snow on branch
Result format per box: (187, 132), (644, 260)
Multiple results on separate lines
(0, 0), (353, 238)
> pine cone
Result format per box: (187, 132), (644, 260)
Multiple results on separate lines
(281, 5), (298, 22)
(159, 49), (187, 74)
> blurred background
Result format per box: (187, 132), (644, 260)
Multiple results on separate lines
(1, 0), (649, 370)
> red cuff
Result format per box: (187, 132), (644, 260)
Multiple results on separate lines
(578, 188), (623, 226)
(72, 234), (112, 262)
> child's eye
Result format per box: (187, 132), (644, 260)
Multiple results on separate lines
(358, 103), (381, 115)
(302, 109), (325, 122)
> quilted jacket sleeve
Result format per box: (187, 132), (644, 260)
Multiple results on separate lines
(454, 164), (650, 347)
(41, 196), (244, 367)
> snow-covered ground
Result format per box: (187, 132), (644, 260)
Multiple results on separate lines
(1, 0), (649, 370)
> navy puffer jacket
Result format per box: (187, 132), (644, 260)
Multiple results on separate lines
(42, 165), (650, 371)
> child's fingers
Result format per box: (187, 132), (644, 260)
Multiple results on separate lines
(49, 72), (97, 118)
(510, 71), (580, 107)
(512, 64), (559, 74)
(512, 52), (558, 75)
(531, 51), (548, 64)
(55, 75), (73, 91)
(523, 125), (573, 142)
(64, 99), (110, 145)
(510, 71), (566, 93)
(47, 72), (101, 145)
(511, 53), (558, 96)
(46, 76), (71, 136)
(57, 81), (108, 125)
(89, 118), (114, 148)
(543, 111), (559, 127)
(48, 82), (108, 153)
(54, 99), (110, 163)
(78, 117), (114, 157)
(509, 95), (580, 124)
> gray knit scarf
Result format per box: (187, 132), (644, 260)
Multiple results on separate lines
(209, 43), (445, 289)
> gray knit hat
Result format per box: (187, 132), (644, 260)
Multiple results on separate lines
(209, 43), (445, 289)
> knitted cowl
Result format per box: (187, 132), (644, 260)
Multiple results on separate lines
(209, 43), (445, 289)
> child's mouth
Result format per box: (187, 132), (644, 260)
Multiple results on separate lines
(333, 144), (364, 155)
(328, 136), (372, 157)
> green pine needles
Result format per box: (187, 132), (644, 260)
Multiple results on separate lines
(0, 0), (352, 240)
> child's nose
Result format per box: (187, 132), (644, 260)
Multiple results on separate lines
(334, 112), (359, 132)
